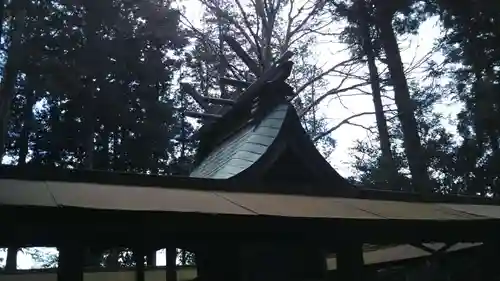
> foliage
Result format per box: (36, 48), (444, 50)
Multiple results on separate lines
(1, 0), (197, 173)
(0, 0), (197, 270)
(344, 0), (500, 197)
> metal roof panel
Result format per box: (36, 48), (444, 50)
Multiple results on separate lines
(0, 179), (56, 207)
(342, 198), (484, 220)
(2, 179), (500, 221)
(440, 204), (500, 219)
(218, 192), (382, 219)
(47, 181), (254, 215)
(190, 104), (288, 179)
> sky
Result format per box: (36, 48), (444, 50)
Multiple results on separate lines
(0, 0), (461, 270)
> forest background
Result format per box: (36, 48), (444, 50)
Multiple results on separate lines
(0, 0), (498, 270)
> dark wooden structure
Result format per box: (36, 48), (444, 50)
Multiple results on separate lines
(1, 36), (500, 281)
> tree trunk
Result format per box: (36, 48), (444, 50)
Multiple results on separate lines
(81, 2), (100, 170)
(376, 8), (431, 195)
(97, 126), (110, 170)
(358, 0), (398, 190)
(0, 4), (27, 159)
(48, 103), (61, 165)
(216, 9), (229, 99)
(0, 0), (5, 40)
(18, 89), (35, 165)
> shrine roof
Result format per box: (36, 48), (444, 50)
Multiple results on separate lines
(190, 104), (288, 179)
(0, 166), (499, 222)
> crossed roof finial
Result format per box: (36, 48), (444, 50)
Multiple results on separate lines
(182, 35), (295, 126)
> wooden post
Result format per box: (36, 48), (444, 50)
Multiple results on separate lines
(336, 242), (364, 281)
(85, 248), (103, 267)
(58, 243), (84, 281)
(480, 241), (500, 281)
(147, 249), (157, 267)
(5, 246), (18, 272)
(134, 247), (146, 281)
(240, 242), (326, 281)
(166, 247), (177, 281)
(108, 248), (120, 269)
(196, 244), (240, 281)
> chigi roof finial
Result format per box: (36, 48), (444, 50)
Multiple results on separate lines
(181, 34), (295, 139)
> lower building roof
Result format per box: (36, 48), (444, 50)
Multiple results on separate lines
(1, 178), (500, 221)
(326, 243), (482, 269)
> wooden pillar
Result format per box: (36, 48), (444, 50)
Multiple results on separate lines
(134, 247), (146, 281)
(58, 243), (84, 281)
(336, 242), (364, 281)
(5, 246), (18, 272)
(480, 241), (500, 281)
(196, 244), (240, 281)
(147, 249), (157, 267)
(108, 248), (120, 269)
(240, 242), (326, 281)
(86, 247), (106, 267)
(166, 247), (177, 281)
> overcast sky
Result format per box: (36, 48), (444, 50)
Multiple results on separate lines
(0, 1), (461, 270)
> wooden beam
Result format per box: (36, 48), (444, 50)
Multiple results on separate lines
(410, 243), (437, 253)
(220, 77), (251, 88)
(223, 35), (261, 76)
(275, 51), (294, 65)
(233, 58), (294, 107)
(269, 61), (294, 82)
(410, 243), (455, 254)
(204, 96), (236, 106)
(193, 54), (295, 137)
(180, 83), (210, 111)
(185, 111), (222, 119)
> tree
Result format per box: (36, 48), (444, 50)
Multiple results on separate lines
(0, 0), (27, 159)
(349, 82), (457, 193)
(433, 0), (500, 196)
(330, 0), (437, 192)
(332, 0), (398, 190)
(180, 0), (373, 152)
(371, 0), (433, 194)
(1, 0), (195, 268)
